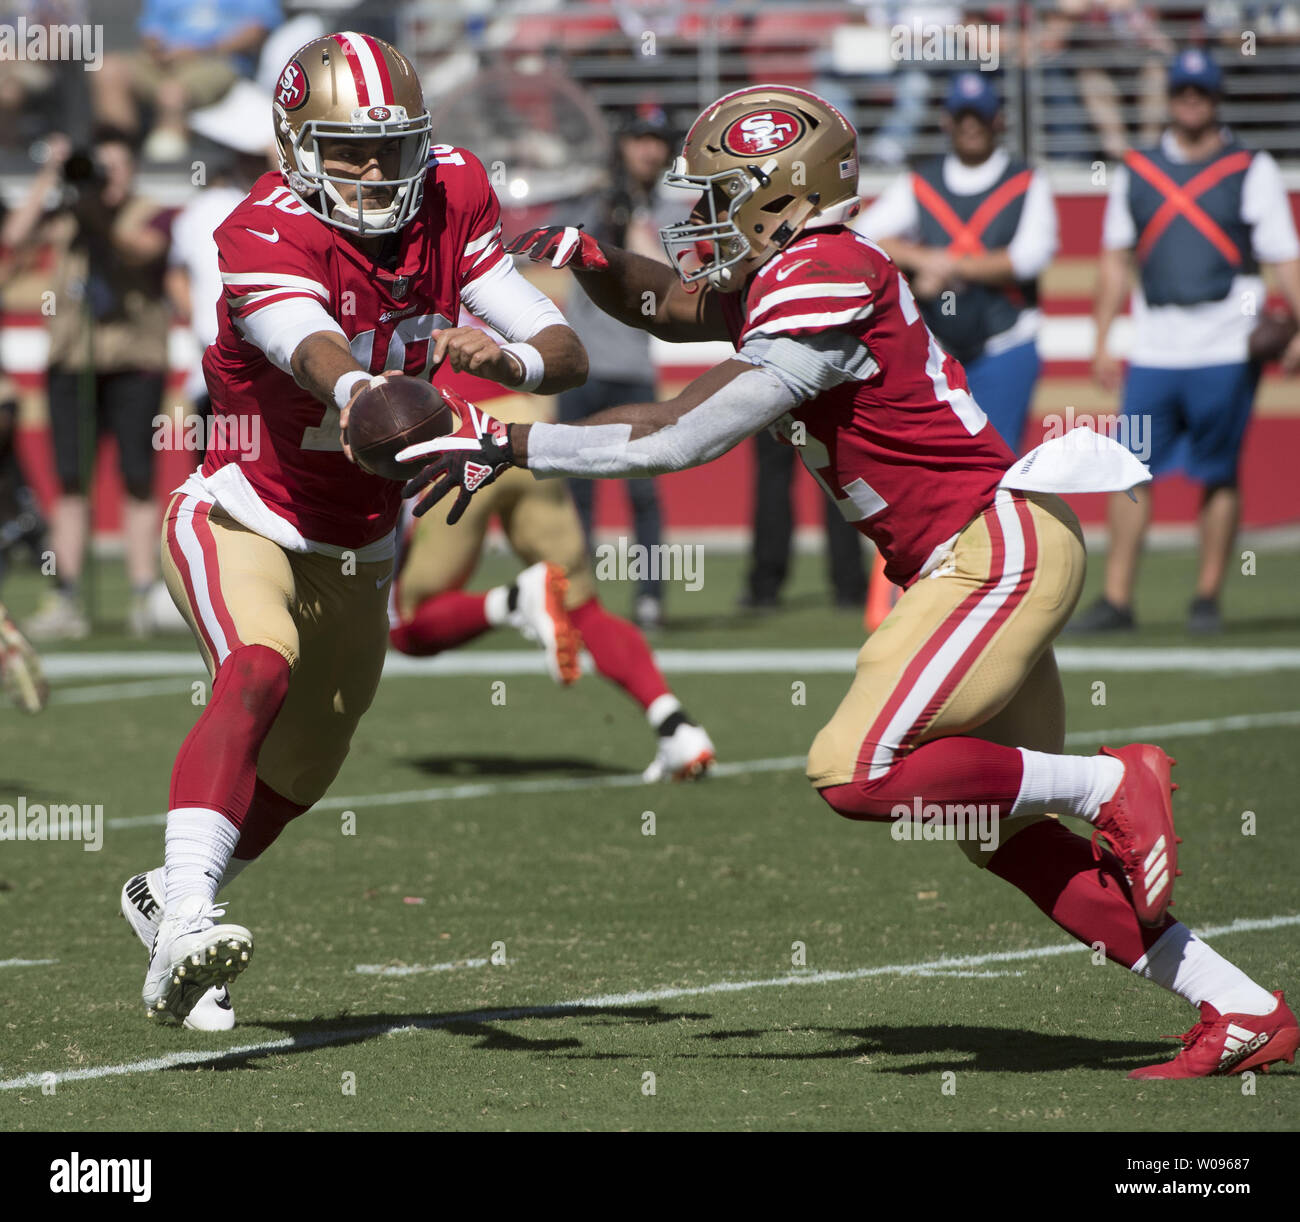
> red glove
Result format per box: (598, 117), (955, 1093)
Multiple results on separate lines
(504, 225), (609, 270)
(397, 387), (515, 525)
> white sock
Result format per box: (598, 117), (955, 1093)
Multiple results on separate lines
(1132, 923), (1277, 1015)
(219, 857), (252, 894)
(164, 808), (240, 909)
(1011, 749), (1124, 822)
(484, 585), (511, 626)
(646, 693), (681, 730)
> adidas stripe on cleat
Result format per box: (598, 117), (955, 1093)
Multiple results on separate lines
(1092, 744), (1179, 927)
(1129, 991), (1299, 1079)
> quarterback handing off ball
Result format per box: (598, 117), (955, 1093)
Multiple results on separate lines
(346, 376), (457, 481)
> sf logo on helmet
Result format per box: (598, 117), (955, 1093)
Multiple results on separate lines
(278, 60), (308, 110)
(723, 110), (803, 155)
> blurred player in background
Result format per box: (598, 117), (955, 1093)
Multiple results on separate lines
(119, 33), (586, 1031)
(404, 85), (1297, 1079)
(0, 600), (47, 714)
(389, 354), (716, 784)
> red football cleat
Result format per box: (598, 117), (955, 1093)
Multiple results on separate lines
(1128, 991), (1299, 1079)
(1093, 744), (1178, 927)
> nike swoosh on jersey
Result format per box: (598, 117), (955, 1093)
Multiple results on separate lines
(774, 259), (811, 282)
(248, 227), (280, 244)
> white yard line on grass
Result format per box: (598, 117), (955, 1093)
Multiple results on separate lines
(34, 645), (1300, 689)
(0, 958), (58, 968)
(102, 708), (1300, 831)
(53, 679), (195, 705)
(355, 958), (511, 976)
(2, 913), (1294, 1092)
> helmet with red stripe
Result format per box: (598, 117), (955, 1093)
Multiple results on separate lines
(273, 31), (432, 235)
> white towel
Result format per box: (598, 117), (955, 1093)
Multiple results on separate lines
(999, 427), (1152, 502)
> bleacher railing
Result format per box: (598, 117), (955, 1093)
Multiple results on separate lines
(400, 0), (1300, 166)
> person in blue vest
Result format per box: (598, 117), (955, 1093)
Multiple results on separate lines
(1074, 49), (1300, 634)
(855, 72), (1058, 453)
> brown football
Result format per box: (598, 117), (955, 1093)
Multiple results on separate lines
(1248, 308), (1298, 364)
(345, 376), (457, 481)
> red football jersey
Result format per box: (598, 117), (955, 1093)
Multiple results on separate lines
(202, 147), (509, 547)
(721, 228), (1015, 586)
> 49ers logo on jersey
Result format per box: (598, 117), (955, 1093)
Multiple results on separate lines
(723, 109), (803, 156)
(463, 460), (494, 492)
(277, 60), (309, 111)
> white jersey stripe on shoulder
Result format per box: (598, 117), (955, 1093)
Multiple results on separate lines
(463, 222), (503, 259)
(470, 239), (505, 270)
(221, 272), (330, 302)
(744, 303), (875, 339)
(174, 496), (230, 665)
(339, 31), (385, 105)
(748, 281), (871, 323)
(226, 287), (322, 309)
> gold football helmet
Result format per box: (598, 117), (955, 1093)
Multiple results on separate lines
(273, 31), (432, 235)
(660, 85), (861, 289)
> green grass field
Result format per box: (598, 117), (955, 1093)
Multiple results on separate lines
(1, 544), (1298, 1132)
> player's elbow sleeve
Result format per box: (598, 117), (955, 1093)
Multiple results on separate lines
(235, 297), (346, 375)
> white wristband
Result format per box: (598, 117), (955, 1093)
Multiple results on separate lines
(499, 341), (544, 392)
(334, 371), (373, 411)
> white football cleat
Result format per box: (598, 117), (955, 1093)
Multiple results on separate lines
(509, 562), (581, 685)
(122, 871), (236, 1030)
(643, 720), (716, 782)
(141, 894), (252, 1026)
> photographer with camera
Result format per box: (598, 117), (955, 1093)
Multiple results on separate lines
(2, 128), (172, 639)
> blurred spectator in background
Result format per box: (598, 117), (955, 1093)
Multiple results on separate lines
(166, 81), (277, 457)
(819, 1), (967, 167)
(857, 72), (1056, 452)
(557, 104), (674, 630)
(2, 127), (173, 639)
(92, 0), (281, 162)
(1075, 49), (1300, 635)
(1039, 0), (1173, 162)
(0, 196), (49, 580)
(0, 1), (95, 152)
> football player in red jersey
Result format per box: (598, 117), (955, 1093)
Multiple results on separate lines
(122, 32), (587, 1029)
(400, 86), (1296, 1078)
